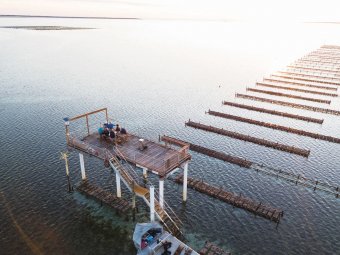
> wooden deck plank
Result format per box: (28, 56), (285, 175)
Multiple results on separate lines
(78, 133), (190, 176)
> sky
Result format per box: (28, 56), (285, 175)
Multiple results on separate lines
(1, 0), (340, 22)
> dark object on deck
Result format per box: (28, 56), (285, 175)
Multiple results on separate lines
(110, 130), (115, 139)
(185, 120), (310, 157)
(138, 139), (148, 151)
(121, 128), (127, 134)
(103, 128), (109, 137)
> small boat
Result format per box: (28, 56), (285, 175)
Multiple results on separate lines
(133, 222), (199, 255)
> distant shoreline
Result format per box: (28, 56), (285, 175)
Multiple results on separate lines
(0, 26), (95, 30)
(305, 21), (340, 24)
(0, 14), (140, 20)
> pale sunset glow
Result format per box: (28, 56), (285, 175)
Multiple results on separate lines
(1, 0), (340, 21)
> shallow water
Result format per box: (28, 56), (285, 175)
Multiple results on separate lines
(0, 17), (340, 255)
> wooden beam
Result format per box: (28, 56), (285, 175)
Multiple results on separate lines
(105, 108), (109, 123)
(86, 115), (90, 136)
(69, 108), (107, 121)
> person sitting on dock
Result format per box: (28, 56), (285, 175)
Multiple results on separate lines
(107, 122), (114, 130)
(103, 128), (110, 139)
(115, 124), (121, 132)
(98, 126), (104, 138)
(109, 129), (115, 141)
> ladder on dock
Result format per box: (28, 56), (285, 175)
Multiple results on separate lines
(108, 149), (185, 239)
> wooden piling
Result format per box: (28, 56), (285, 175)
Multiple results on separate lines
(246, 88), (331, 104)
(222, 101), (324, 124)
(271, 74), (340, 86)
(175, 174), (283, 223)
(185, 120), (310, 157)
(236, 93), (340, 116)
(207, 110), (340, 144)
(287, 65), (340, 74)
(263, 78), (337, 91)
(61, 152), (73, 192)
(161, 136), (340, 198)
(256, 82), (338, 97)
(278, 71), (340, 81)
(161, 135), (252, 168)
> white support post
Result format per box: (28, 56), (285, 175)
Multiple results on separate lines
(143, 168), (147, 179)
(79, 153), (86, 180)
(150, 185), (155, 222)
(159, 179), (164, 209)
(183, 161), (188, 202)
(116, 172), (122, 198)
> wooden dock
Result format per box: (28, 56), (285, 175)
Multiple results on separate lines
(161, 135), (340, 198)
(185, 120), (310, 157)
(321, 44), (340, 50)
(292, 62), (340, 71)
(278, 71), (340, 82)
(306, 55), (340, 61)
(256, 82), (338, 97)
(287, 65), (340, 74)
(70, 132), (190, 177)
(263, 77), (337, 91)
(77, 181), (131, 213)
(161, 135), (252, 168)
(199, 242), (231, 255)
(65, 108), (188, 239)
(285, 69), (340, 80)
(302, 55), (340, 61)
(246, 88), (331, 104)
(236, 93), (340, 116)
(297, 59), (340, 65)
(277, 71), (340, 85)
(300, 58), (340, 64)
(174, 174), (284, 223)
(207, 110), (340, 144)
(271, 74), (340, 86)
(222, 101), (323, 124)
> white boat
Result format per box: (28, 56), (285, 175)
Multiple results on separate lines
(133, 222), (199, 255)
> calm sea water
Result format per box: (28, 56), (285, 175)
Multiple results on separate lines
(0, 17), (340, 255)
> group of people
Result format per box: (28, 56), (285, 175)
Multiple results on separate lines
(98, 123), (127, 142)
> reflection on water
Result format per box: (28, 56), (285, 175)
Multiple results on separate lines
(0, 17), (340, 255)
